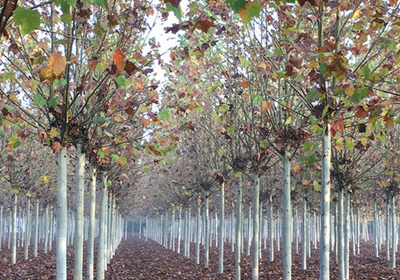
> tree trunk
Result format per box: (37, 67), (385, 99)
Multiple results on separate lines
(24, 197), (31, 260)
(302, 195), (307, 270)
(392, 194), (396, 269)
(87, 165), (96, 280)
(282, 148), (292, 280)
(45, 206), (49, 254)
(235, 176), (243, 280)
(252, 174), (260, 280)
(204, 194), (210, 266)
(196, 199), (201, 264)
(97, 172), (108, 280)
(374, 199), (378, 257)
(269, 194), (274, 262)
(34, 200), (39, 257)
(57, 148), (68, 280)
(218, 182), (225, 274)
(338, 188), (344, 280)
(386, 194), (390, 261)
(12, 193), (17, 264)
(320, 123), (331, 280)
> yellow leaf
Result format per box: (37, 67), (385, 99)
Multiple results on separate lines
(361, 137), (367, 146)
(343, 84), (355, 96)
(309, 60), (318, 68)
(49, 127), (59, 138)
(354, 8), (361, 19)
(9, 94), (19, 102)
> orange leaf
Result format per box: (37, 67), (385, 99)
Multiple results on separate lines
(141, 117), (151, 127)
(112, 47), (126, 72)
(262, 101), (272, 111)
(193, 20), (215, 33)
(125, 60), (139, 76)
(48, 53), (66, 77)
(293, 164), (301, 174)
(52, 141), (62, 152)
(240, 81), (250, 89)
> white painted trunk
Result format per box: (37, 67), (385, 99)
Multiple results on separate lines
(204, 194), (210, 266)
(12, 193), (17, 264)
(345, 189), (350, 280)
(392, 195), (396, 268)
(87, 165), (96, 280)
(97, 172), (108, 280)
(196, 199), (201, 264)
(177, 208), (182, 254)
(235, 176), (243, 280)
(45, 206), (49, 254)
(0, 205), (2, 251)
(57, 148), (68, 280)
(34, 200), (39, 257)
(374, 199), (378, 257)
(49, 209), (54, 251)
(320, 123), (331, 280)
(218, 182), (225, 274)
(24, 197), (31, 260)
(282, 148), (292, 280)
(269, 194), (274, 262)
(338, 188), (345, 280)
(252, 174), (260, 280)
(302, 195), (307, 270)
(74, 143), (85, 280)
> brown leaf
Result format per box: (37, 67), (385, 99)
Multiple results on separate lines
(125, 107), (135, 116)
(193, 20), (215, 33)
(165, 0), (181, 7)
(112, 47), (126, 72)
(125, 60), (139, 76)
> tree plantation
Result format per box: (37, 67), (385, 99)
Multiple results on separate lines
(0, 0), (400, 279)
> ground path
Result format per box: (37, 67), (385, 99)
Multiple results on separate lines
(0, 236), (400, 279)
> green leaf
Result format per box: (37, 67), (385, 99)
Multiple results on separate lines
(111, 154), (119, 162)
(12, 141), (21, 149)
(2, 72), (15, 82)
(225, 0), (246, 12)
(106, 180), (112, 187)
(260, 139), (268, 148)
(307, 153), (316, 166)
(238, 1), (261, 24)
(253, 95), (263, 103)
(166, 3), (183, 21)
(303, 142), (312, 152)
(322, 105), (330, 118)
(143, 167), (150, 173)
(61, 14), (73, 24)
(97, 149), (105, 158)
(159, 109), (170, 120)
(33, 94), (47, 106)
(48, 98), (57, 108)
(345, 137), (355, 150)
(219, 104), (230, 112)
(88, 0), (105, 6)
(115, 76), (126, 87)
(227, 125), (235, 135)
(14, 7), (41, 35)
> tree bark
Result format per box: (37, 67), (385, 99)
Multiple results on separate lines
(218, 182), (225, 274)
(235, 176), (243, 280)
(320, 123), (331, 280)
(338, 188), (344, 280)
(302, 195), (307, 270)
(252, 174), (260, 280)
(87, 165), (96, 280)
(24, 197), (31, 260)
(12, 193), (17, 264)
(392, 194), (396, 268)
(374, 199), (379, 257)
(97, 172), (108, 280)
(57, 148), (68, 280)
(196, 198), (201, 264)
(282, 148), (292, 280)
(269, 194), (274, 262)
(204, 194), (210, 266)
